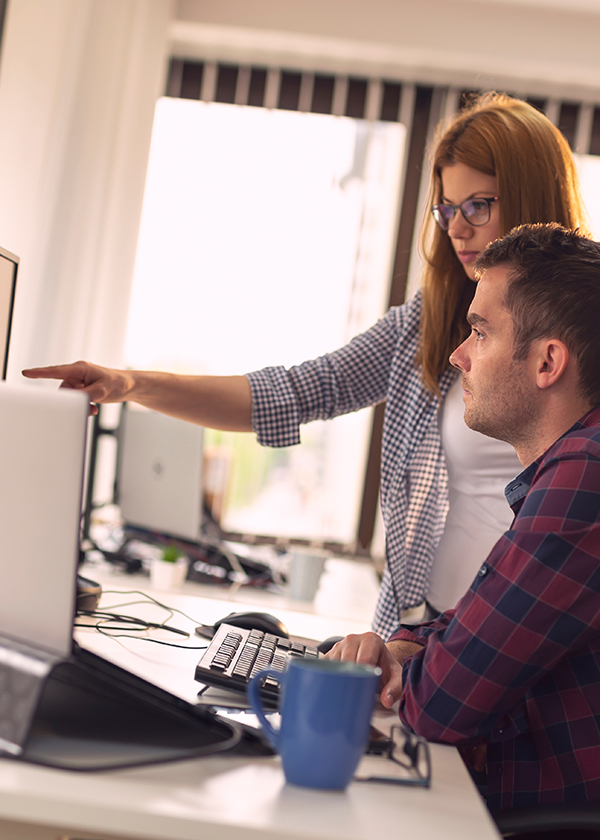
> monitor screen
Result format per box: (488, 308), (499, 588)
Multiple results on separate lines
(0, 246), (18, 379)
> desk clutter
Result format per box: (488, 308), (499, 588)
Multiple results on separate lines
(0, 387), (505, 839)
(71, 580), (430, 785)
(86, 521), (285, 589)
(0, 386), (417, 791)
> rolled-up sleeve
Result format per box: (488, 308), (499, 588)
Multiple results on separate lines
(246, 305), (409, 447)
(246, 366), (302, 447)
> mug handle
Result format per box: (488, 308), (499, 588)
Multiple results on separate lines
(247, 668), (284, 750)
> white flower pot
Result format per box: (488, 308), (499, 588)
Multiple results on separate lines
(150, 557), (188, 590)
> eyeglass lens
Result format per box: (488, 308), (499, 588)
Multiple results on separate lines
(433, 198), (494, 230)
(388, 726), (431, 783)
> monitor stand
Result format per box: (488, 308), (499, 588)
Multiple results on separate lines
(0, 635), (241, 770)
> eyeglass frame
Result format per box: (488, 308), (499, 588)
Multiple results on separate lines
(383, 723), (432, 787)
(431, 196), (499, 231)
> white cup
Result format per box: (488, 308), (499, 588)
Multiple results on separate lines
(288, 549), (328, 601)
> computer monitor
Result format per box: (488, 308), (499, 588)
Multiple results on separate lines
(0, 246), (18, 379)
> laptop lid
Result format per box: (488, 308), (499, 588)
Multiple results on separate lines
(0, 382), (88, 657)
(117, 406), (204, 542)
(0, 246), (18, 380)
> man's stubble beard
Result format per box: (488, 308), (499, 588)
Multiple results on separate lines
(462, 363), (539, 451)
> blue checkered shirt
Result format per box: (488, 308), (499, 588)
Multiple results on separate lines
(247, 292), (456, 638)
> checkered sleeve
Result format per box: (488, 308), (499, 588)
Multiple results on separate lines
(246, 306), (407, 447)
(396, 444), (600, 747)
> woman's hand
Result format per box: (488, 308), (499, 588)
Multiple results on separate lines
(23, 361), (135, 414)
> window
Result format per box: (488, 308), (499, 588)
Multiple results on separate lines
(125, 97), (406, 545)
(576, 153), (600, 237)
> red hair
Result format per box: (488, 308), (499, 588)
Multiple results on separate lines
(417, 92), (586, 394)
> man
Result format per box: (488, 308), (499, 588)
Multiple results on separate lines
(327, 222), (600, 811)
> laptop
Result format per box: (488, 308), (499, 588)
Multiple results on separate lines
(0, 246), (18, 379)
(0, 382), (88, 658)
(117, 405), (204, 542)
(0, 383), (242, 768)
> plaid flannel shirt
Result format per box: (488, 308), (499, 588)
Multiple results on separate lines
(390, 405), (600, 811)
(246, 292), (456, 638)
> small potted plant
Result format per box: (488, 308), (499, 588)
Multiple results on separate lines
(150, 543), (188, 590)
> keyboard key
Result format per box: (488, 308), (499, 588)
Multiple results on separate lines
(195, 622), (322, 703)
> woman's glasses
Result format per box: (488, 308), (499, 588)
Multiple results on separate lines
(431, 196), (499, 231)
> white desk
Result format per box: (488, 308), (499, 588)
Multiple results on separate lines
(0, 558), (501, 840)
(73, 556), (382, 704)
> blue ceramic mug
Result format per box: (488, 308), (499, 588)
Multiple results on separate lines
(247, 658), (381, 790)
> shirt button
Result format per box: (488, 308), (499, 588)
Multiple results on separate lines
(478, 566), (488, 577)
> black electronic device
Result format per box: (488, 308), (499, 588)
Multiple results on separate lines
(195, 611), (289, 641)
(75, 575), (102, 612)
(316, 635), (344, 654)
(195, 622), (320, 706)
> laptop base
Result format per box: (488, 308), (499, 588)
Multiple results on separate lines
(0, 636), (241, 770)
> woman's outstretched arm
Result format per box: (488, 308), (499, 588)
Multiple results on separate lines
(22, 362), (253, 430)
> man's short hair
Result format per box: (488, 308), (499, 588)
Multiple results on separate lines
(475, 223), (600, 406)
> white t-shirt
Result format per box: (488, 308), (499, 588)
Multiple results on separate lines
(426, 376), (522, 612)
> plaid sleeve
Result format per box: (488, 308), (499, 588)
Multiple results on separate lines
(246, 305), (410, 447)
(397, 447), (600, 746)
(389, 610), (455, 644)
(246, 366), (302, 447)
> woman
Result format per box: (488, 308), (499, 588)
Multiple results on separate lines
(404, 92), (585, 629)
(24, 93), (587, 638)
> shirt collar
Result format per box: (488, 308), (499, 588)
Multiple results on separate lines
(503, 403), (600, 510)
(571, 403), (600, 431)
(505, 462), (537, 509)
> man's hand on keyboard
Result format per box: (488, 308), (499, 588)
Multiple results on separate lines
(324, 633), (421, 709)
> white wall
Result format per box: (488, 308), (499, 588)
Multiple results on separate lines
(0, 0), (599, 379)
(0, 0), (172, 377)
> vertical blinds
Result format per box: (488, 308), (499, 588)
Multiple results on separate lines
(167, 59), (405, 123)
(166, 59), (600, 155)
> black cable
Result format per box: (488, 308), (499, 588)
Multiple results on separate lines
(74, 589), (215, 649)
(99, 588), (215, 628)
(73, 621), (209, 650)
(77, 609), (189, 636)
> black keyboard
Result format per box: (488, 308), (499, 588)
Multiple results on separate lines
(195, 623), (320, 705)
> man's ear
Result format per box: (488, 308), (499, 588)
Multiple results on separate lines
(535, 339), (569, 390)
